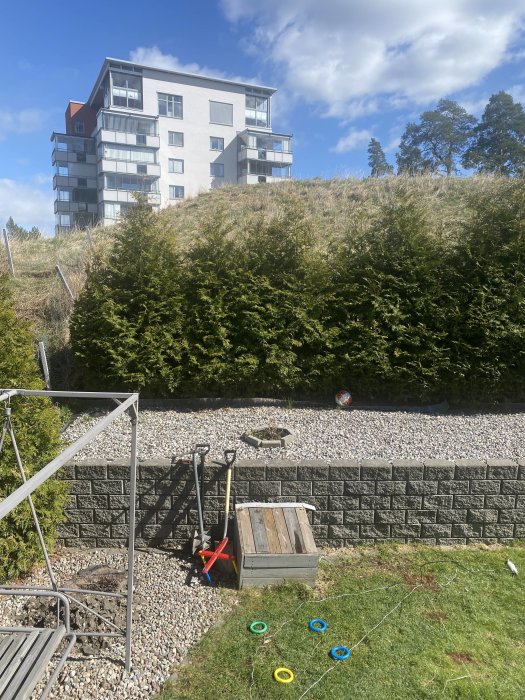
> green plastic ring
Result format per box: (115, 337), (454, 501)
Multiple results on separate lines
(249, 620), (268, 634)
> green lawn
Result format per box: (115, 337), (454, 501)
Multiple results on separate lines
(157, 544), (525, 700)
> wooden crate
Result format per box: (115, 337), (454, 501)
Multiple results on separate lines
(234, 504), (319, 589)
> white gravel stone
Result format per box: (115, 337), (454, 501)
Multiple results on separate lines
(62, 405), (525, 462)
(0, 548), (227, 700)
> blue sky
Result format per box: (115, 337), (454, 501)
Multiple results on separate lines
(1, 0), (525, 235)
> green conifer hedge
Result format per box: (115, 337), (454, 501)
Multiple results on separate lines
(70, 181), (525, 402)
(0, 275), (66, 582)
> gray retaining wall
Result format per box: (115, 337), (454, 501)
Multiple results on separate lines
(57, 458), (525, 549)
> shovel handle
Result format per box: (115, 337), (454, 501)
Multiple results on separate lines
(224, 449), (236, 468)
(195, 443), (210, 458)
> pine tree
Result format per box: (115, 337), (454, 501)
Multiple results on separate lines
(396, 124), (432, 175)
(5, 217), (40, 241)
(396, 100), (476, 175)
(367, 138), (394, 177)
(462, 91), (525, 175)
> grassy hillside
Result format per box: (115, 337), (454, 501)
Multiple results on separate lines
(0, 176), (518, 392)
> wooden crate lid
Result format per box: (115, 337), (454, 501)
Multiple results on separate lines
(236, 504), (317, 556)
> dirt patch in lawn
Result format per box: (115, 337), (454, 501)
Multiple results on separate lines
(403, 572), (440, 591)
(447, 651), (476, 664)
(427, 611), (448, 622)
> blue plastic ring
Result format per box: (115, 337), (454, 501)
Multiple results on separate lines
(330, 646), (351, 661)
(308, 618), (327, 633)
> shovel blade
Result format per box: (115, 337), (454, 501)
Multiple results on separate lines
(192, 530), (211, 554)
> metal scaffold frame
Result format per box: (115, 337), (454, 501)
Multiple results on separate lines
(0, 388), (139, 699)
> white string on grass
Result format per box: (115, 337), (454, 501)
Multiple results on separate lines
(249, 557), (489, 698)
(297, 585), (421, 699)
(248, 582), (405, 698)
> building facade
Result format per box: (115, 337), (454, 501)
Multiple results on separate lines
(51, 58), (293, 234)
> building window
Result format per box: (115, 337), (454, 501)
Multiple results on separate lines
(169, 185), (184, 199)
(136, 133), (146, 145)
(111, 72), (143, 109)
(158, 93), (183, 118)
(59, 214), (71, 226)
(74, 121), (85, 135)
(104, 202), (133, 220)
(210, 136), (224, 151)
(57, 164), (68, 176)
(77, 178), (87, 187)
(169, 131), (184, 147)
(169, 158), (184, 174)
(245, 94), (269, 127)
(58, 189), (70, 201)
(137, 163), (147, 174)
(210, 101), (233, 126)
(210, 163), (224, 177)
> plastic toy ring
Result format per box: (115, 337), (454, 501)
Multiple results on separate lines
(274, 667), (294, 684)
(308, 618), (327, 633)
(330, 646), (351, 661)
(249, 620), (268, 635)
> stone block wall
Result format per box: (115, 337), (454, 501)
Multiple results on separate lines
(57, 457), (525, 549)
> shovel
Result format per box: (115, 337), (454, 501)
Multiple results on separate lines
(191, 443), (211, 554)
(200, 449), (238, 582)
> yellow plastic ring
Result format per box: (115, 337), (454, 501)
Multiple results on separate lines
(274, 667), (294, 684)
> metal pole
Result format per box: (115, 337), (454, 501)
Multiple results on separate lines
(125, 400), (138, 672)
(2, 229), (15, 278)
(7, 415), (58, 590)
(37, 342), (51, 389)
(0, 393), (138, 520)
(54, 264), (75, 301)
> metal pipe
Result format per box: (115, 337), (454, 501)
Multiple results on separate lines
(37, 342), (51, 389)
(54, 264), (75, 301)
(8, 418), (58, 590)
(125, 404), (138, 672)
(58, 587), (126, 598)
(2, 228), (15, 278)
(0, 393), (138, 520)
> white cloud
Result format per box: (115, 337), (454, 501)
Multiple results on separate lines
(0, 109), (49, 140)
(129, 46), (257, 86)
(220, 0), (525, 117)
(0, 179), (54, 235)
(332, 128), (372, 153)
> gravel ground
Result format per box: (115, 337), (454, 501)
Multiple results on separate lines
(0, 548), (228, 700)
(62, 405), (525, 462)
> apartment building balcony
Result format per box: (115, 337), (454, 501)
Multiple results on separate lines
(238, 147), (293, 166)
(53, 175), (97, 190)
(100, 189), (161, 206)
(51, 132), (97, 166)
(238, 129), (292, 163)
(96, 129), (160, 149)
(52, 149), (97, 166)
(98, 159), (161, 177)
(54, 200), (98, 215)
(238, 173), (292, 185)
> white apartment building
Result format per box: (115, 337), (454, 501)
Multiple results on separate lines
(51, 57), (293, 234)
